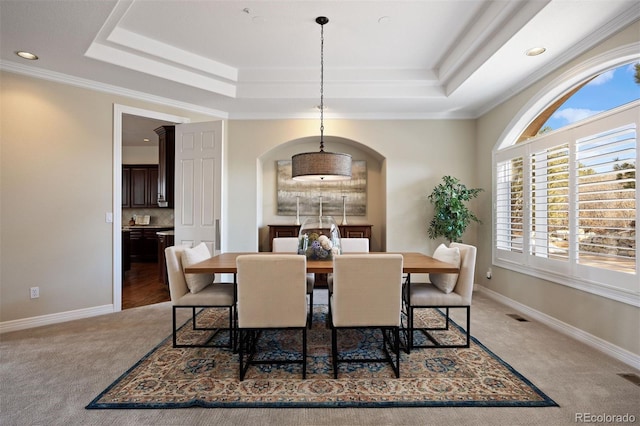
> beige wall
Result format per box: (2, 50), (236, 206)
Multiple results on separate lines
(0, 71), (213, 322)
(258, 137), (385, 252)
(475, 22), (640, 356)
(225, 119), (479, 255)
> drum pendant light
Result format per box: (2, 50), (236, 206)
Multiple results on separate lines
(292, 17), (352, 181)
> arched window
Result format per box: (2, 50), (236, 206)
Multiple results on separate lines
(493, 60), (639, 306)
(519, 63), (640, 140)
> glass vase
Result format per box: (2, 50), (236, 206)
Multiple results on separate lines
(298, 216), (342, 260)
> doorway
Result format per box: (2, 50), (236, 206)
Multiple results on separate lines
(112, 104), (190, 312)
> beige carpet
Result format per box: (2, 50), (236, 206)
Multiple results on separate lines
(1, 291), (638, 425)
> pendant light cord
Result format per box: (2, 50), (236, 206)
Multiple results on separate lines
(290, 16), (351, 181)
(319, 19), (325, 152)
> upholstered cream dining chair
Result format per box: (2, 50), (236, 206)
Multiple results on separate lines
(236, 254), (308, 380)
(272, 237), (315, 327)
(339, 237), (370, 253)
(405, 242), (477, 351)
(329, 253), (404, 378)
(327, 237), (370, 293)
(165, 244), (235, 349)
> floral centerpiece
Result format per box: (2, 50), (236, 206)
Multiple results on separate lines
(298, 216), (342, 260)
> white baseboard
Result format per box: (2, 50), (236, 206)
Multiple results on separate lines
(0, 304), (114, 334)
(478, 285), (640, 370)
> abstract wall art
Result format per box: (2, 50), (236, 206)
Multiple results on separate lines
(276, 160), (367, 216)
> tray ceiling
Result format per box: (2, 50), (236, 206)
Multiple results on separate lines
(1, 0), (638, 120)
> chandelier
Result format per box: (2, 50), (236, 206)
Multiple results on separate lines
(291, 16), (352, 181)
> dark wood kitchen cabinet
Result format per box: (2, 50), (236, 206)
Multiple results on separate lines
(122, 229), (130, 277)
(129, 227), (172, 262)
(122, 165), (158, 208)
(157, 232), (174, 284)
(148, 167), (158, 207)
(154, 126), (175, 208)
(128, 229), (145, 262)
(122, 167), (131, 208)
(130, 166), (151, 208)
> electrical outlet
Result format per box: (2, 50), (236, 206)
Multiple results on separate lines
(486, 268), (492, 279)
(30, 287), (39, 299)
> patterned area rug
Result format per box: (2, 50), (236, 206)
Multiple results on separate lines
(86, 307), (557, 408)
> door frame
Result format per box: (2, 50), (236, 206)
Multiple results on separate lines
(112, 104), (190, 312)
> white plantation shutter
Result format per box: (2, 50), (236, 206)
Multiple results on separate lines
(529, 143), (570, 261)
(496, 157), (525, 253)
(575, 124), (636, 273)
(493, 101), (638, 305)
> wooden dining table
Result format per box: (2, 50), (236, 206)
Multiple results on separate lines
(184, 251), (460, 275)
(184, 251), (459, 353)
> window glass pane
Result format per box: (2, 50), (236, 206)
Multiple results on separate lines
(496, 157), (524, 252)
(575, 124), (636, 273)
(541, 64), (640, 132)
(530, 144), (570, 261)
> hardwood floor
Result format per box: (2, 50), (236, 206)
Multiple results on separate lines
(122, 262), (171, 310)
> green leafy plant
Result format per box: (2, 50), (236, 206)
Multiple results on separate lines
(428, 176), (483, 243)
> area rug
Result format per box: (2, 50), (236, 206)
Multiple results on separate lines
(86, 307), (557, 409)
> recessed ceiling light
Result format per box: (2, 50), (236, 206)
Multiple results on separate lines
(525, 47), (546, 56)
(16, 51), (38, 60)
(143, 138), (150, 142)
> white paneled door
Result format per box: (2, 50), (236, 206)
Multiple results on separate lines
(174, 121), (223, 257)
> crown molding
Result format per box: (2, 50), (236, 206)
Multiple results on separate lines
(1, 60), (473, 120)
(226, 111), (475, 120)
(0, 60), (228, 119)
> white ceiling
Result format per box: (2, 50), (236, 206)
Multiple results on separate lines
(1, 0), (639, 127)
(122, 114), (175, 147)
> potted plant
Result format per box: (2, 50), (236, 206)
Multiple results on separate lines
(427, 176), (483, 243)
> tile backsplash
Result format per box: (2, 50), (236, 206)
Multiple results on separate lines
(123, 208), (174, 226)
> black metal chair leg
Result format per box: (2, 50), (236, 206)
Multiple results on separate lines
(389, 326), (400, 378)
(331, 327), (338, 379)
(239, 329), (245, 380)
(172, 306), (178, 347)
(409, 306), (471, 349)
(308, 291), (314, 328)
(465, 306), (470, 347)
(408, 306), (414, 353)
(302, 328), (307, 379)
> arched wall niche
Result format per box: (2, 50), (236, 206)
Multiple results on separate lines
(258, 135), (386, 252)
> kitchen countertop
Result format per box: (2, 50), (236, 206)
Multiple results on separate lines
(122, 225), (174, 230)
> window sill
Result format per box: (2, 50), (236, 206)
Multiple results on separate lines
(493, 258), (639, 307)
